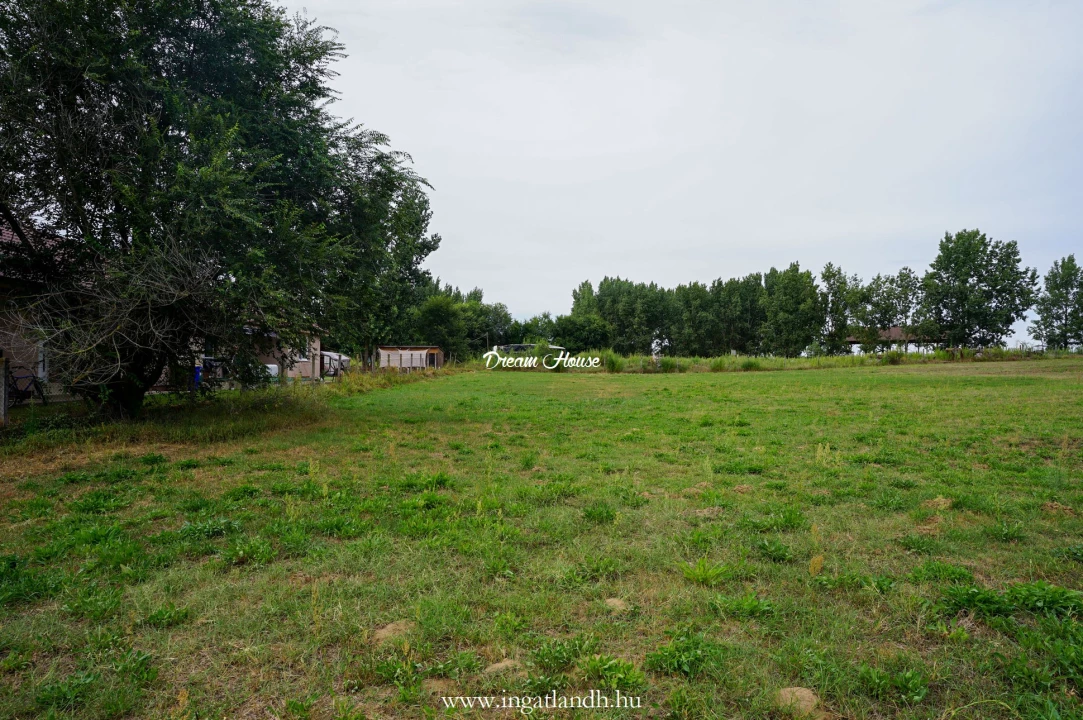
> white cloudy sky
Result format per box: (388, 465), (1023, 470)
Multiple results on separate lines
(280, 0), (1082, 328)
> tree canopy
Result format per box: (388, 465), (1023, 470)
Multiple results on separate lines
(919, 230), (1037, 348)
(0, 0), (438, 413)
(1030, 255), (1083, 350)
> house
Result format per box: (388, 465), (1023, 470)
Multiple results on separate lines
(255, 332), (321, 380)
(378, 346), (444, 370)
(0, 222), (48, 385)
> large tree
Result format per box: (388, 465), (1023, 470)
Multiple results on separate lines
(0, 0), (437, 414)
(761, 263), (823, 357)
(711, 273), (766, 355)
(919, 229), (1037, 348)
(1030, 255), (1083, 350)
(818, 263), (860, 355)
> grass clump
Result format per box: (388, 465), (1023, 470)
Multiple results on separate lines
(579, 654), (646, 691)
(680, 558), (729, 587)
(709, 592), (775, 619)
(645, 630), (725, 678)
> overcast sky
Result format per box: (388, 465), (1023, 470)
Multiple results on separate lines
(280, 0), (1081, 333)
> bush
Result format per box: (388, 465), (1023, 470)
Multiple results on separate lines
(602, 351), (625, 373)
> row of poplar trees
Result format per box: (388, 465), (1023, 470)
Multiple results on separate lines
(532, 232), (1080, 357)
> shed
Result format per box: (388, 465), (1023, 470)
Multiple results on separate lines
(378, 346), (444, 370)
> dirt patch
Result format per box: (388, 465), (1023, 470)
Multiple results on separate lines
(483, 659), (521, 674)
(682, 482), (712, 496)
(1042, 501), (1077, 517)
(915, 515), (942, 535)
(372, 620), (414, 644)
(692, 507), (725, 519)
(923, 496), (952, 510)
(775, 686), (821, 717)
(604, 598), (630, 613)
(423, 678), (457, 695)
(733, 484), (752, 494)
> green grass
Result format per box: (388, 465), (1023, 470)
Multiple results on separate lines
(1, 359), (1082, 718)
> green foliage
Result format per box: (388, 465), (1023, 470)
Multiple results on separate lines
(680, 558), (728, 586)
(920, 229), (1038, 347)
(179, 517), (241, 539)
(755, 538), (795, 563)
(909, 561), (973, 584)
(222, 536), (276, 566)
(531, 635), (598, 672)
(1030, 255), (1083, 349)
(579, 654), (647, 691)
(552, 313), (613, 354)
(898, 534), (941, 555)
(582, 501), (616, 524)
(761, 262), (824, 357)
(818, 263), (862, 355)
(985, 520), (1026, 543)
(858, 664), (929, 703)
(0, 0), (440, 413)
(709, 592), (775, 619)
(742, 506), (807, 532)
(35, 670), (99, 710)
(140, 603), (190, 628)
(644, 630), (724, 678)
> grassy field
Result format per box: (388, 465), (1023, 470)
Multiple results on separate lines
(2, 360), (1083, 719)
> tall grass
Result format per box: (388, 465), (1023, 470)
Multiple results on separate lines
(463, 346), (1073, 375)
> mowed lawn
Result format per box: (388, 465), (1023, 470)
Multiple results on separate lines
(3, 361), (1083, 719)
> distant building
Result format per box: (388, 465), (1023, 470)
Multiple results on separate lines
(254, 332), (321, 380)
(0, 222), (48, 383)
(378, 346), (444, 370)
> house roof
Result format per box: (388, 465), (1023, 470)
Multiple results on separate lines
(846, 326), (911, 344)
(378, 345), (442, 351)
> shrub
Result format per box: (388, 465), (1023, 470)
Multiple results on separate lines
(601, 350), (625, 374)
(881, 351), (905, 366)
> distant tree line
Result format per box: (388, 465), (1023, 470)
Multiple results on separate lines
(456, 230), (1078, 357)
